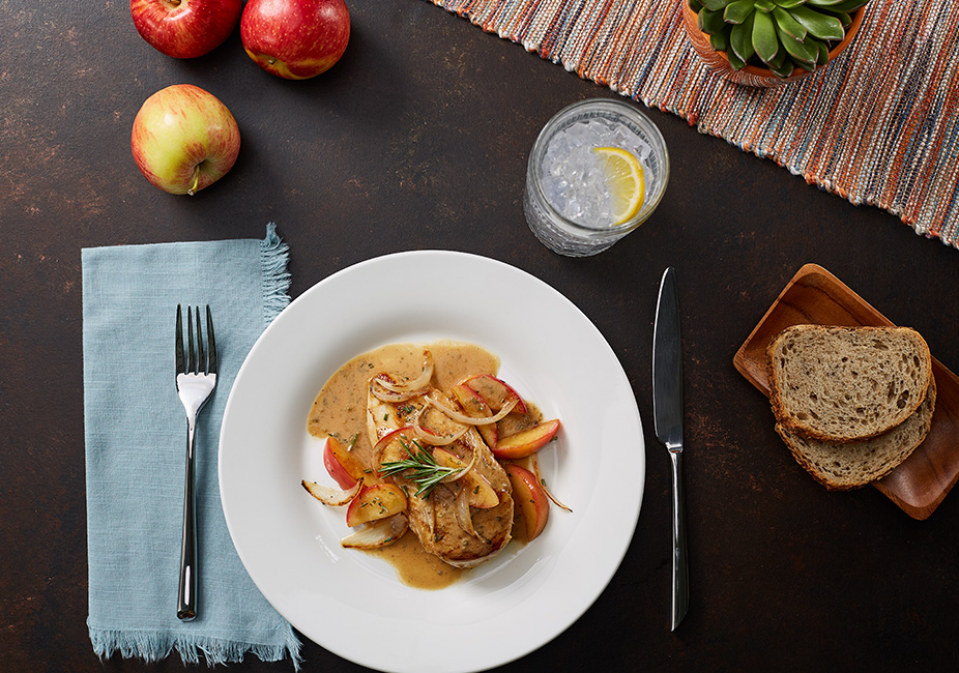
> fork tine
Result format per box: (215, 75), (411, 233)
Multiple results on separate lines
(205, 305), (217, 375)
(175, 305), (186, 375)
(195, 305), (205, 375)
(187, 306), (196, 374)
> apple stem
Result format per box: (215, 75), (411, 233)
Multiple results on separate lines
(187, 165), (200, 196)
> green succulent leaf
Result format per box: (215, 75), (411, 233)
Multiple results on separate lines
(752, 9), (780, 62)
(700, 0), (734, 9)
(724, 0), (755, 24)
(772, 6), (808, 41)
(777, 22), (818, 63)
(821, 0), (868, 10)
(791, 56), (817, 72)
(821, 9), (852, 28)
(699, 7), (727, 35)
(790, 5), (846, 40)
(688, 0), (705, 10)
(815, 38), (830, 65)
(806, 0), (854, 6)
(730, 13), (756, 63)
(769, 58), (795, 78)
(768, 44), (788, 68)
(755, 0), (777, 11)
(774, 0), (808, 8)
(711, 29), (731, 51)
(728, 49), (747, 70)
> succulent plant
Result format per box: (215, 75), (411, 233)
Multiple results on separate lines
(688, 0), (870, 78)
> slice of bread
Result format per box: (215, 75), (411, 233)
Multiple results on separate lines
(776, 378), (936, 490)
(768, 325), (933, 442)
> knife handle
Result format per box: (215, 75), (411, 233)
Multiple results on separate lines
(670, 449), (689, 631)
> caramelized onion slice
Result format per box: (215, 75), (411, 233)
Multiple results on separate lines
(414, 424), (469, 446)
(370, 380), (428, 403)
(373, 350), (434, 393)
(429, 395), (518, 426)
(301, 479), (363, 507)
(341, 514), (409, 549)
(412, 400), (469, 446)
(455, 487), (487, 542)
(529, 454), (573, 512)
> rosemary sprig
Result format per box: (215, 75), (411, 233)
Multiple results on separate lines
(378, 439), (462, 499)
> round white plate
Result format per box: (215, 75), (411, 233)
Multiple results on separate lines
(219, 251), (644, 673)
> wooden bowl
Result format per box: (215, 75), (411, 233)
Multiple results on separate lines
(682, 2), (866, 87)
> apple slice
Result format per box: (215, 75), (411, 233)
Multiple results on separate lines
(432, 447), (500, 509)
(492, 419), (561, 460)
(323, 436), (364, 489)
(505, 464), (549, 541)
(450, 383), (498, 449)
(345, 483), (407, 528)
(461, 374), (528, 415)
(371, 426), (417, 473)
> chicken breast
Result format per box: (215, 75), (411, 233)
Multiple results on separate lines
(367, 378), (513, 568)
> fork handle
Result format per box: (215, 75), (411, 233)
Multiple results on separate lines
(178, 420), (198, 621)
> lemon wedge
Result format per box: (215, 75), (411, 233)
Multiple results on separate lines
(592, 146), (645, 225)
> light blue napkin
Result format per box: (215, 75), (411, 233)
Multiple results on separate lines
(82, 224), (301, 667)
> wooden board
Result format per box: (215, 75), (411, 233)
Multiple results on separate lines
(734, 263), (959, 520)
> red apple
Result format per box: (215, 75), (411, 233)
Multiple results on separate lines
(462, 374), (528, 415)
(505, 465), (549, 541)
(241, 0), (350, 80)
(131, 84), (241, 195)
(345, 483), (407, 528)
(451, 383), (498, 449)
(130, 0), (242, 59)
(492, 419), (561, 460)
(322, 436), (359, 489)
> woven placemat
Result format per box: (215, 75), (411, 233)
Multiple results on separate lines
(426, 0), (959, 249)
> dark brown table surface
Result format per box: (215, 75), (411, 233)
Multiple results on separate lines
(2, 2), (958, 672)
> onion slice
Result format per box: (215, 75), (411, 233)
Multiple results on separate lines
(373, 350), (434, 393)
(428, 394), (518, 426)
(341, 513), (409, 549)
(455, 487), (487, 541)
(369, 380), (427, 403)
(301, 479), (363, 507)
(412, 400), (470, 446)
(529, 454), (573, 512)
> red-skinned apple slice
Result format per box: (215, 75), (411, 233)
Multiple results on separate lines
(461, 374), (528, 415)
(492, 419), (561, 460)
(345, 483), (407, 528)
(432, 447), (500, 509)
(371, 426), (416, 473)
(450, 383), (498, 449)
(505, 464), (549, 541)
(322, 436), (363, 489)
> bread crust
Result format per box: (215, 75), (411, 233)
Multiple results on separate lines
(766, 325), (933, 443)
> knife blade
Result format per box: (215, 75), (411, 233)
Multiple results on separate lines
(652, 266), (689, 632)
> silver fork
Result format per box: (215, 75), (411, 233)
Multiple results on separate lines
(175, 304), (217, 621)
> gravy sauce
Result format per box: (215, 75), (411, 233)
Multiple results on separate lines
(307, 341), (500, 590)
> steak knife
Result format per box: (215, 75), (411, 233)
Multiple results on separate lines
(652, 266), (689, 631)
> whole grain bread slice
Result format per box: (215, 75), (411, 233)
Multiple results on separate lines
(767, 325), (932, 442)
(776, 378), (936, 490)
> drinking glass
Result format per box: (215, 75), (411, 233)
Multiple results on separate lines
(523, 99), (669, 257)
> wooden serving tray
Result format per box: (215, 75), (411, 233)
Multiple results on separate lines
(733, 264), (959, 520)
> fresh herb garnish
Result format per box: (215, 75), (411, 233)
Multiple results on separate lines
(378, 439), (463, 499)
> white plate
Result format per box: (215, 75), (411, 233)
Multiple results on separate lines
(219, 251), (644, 673)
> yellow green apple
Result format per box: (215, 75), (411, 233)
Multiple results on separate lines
(131, 84), (240, 195)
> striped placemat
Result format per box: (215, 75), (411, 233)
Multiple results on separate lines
(426, 0), (959, 249)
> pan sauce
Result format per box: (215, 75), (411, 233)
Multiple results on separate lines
(307, 341), (501, 589)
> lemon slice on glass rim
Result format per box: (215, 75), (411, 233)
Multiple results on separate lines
(592, 146), (646, 226)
